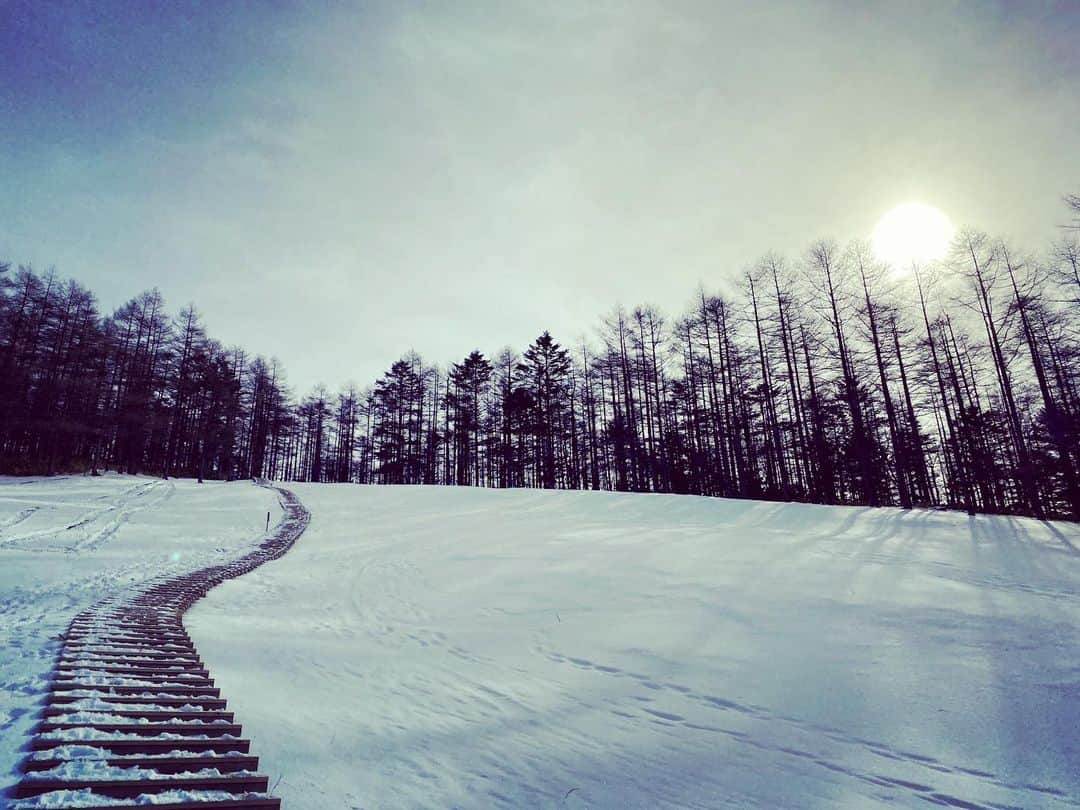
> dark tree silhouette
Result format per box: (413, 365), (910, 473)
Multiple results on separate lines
(3, 193), (1079, 519)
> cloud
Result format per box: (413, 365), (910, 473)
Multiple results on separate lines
(1, 1), (1077, 392)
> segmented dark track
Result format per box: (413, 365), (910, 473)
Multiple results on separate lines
(9, 481), (310, 810)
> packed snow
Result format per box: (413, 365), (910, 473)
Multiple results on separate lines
(186, 485), (1080, 809)
(11, 788), (265, 807)
(22, 760), (252, 781)
(0, 474), (280, 795)
(28, 747), (247, 762)
(4, 477), (1080, 808)
(44, 700), (214, 713)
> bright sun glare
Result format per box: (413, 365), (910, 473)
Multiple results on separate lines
(871, 202), (955, 269)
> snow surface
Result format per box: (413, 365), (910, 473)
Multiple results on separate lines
(188, 485), (1080, 809)
(28, 747), (247, 762)
(23, 760), (252, 781)
(0, 474), (280, 796)
(11, 788), (263, 807)
(4, 477), (1080, 808)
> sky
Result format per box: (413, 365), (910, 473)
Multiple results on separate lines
(2, 0), (1078, 394)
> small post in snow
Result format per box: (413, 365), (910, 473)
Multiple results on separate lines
(266, 511), (271, 532)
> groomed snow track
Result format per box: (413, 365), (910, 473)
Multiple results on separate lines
(8, 482), (310, 810)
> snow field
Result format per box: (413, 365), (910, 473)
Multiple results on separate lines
(0, 475), (281, 798)
(4, 476), (1079, 808)
(189, 485), (1080, 809)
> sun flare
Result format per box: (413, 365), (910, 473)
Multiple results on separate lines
(871, 202), (954, 269)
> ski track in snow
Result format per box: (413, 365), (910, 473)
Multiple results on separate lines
(0, 479), (175, 553)
(0, 507), (40, 533)
(0, 474), (282, 801)
(190, 486), (1080, 810)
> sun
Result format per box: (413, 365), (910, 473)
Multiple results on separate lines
(871, 202), (955, 269)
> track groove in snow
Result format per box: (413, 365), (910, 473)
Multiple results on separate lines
(0, 481), (176, 554)
(6, 483), (310, 810)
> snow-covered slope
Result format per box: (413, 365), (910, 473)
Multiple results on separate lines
(0, 474), (281, 795)
(188, 485), (1080, 809)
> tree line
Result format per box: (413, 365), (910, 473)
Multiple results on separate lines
(2, 194), (1078, 519)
